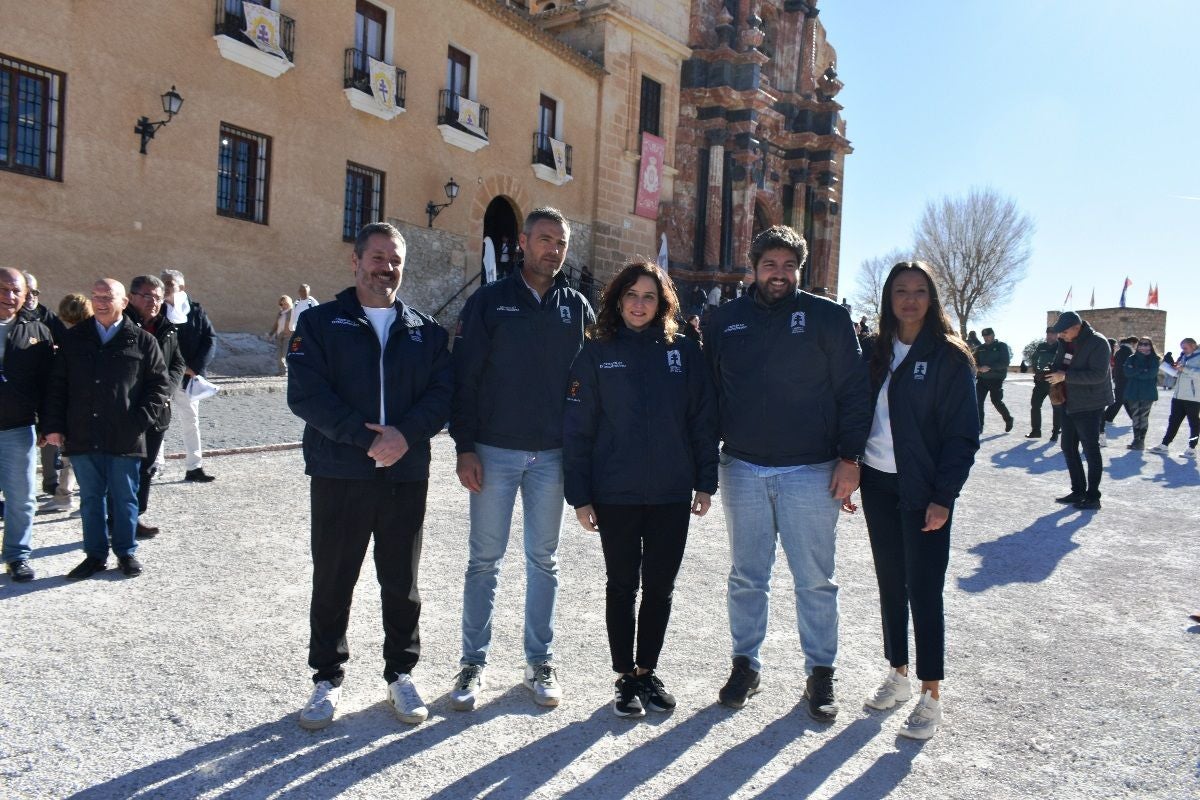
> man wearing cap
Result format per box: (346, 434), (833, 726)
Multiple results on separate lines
(973, 327), (1014, 432)
(1027, 328), (1063, 442)
(1045, 311), (1114, 510)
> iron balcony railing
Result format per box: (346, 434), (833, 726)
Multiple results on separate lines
(214, 0), (295, 62)
(344, 48), (406, 109)
(531, 132), (572, 176)
(438, 90), (489, 138)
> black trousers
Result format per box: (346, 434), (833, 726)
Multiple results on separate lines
(1103, 383), (1128, 425)
(976, 381), (1012, 427)
(1061, 408), (1104, 500)
(594, 501), (691, 674)
(309, 475), (427, 686)
(1162, 398), (1200, 448)
(137, 428), (165, 516)
(859, 466), (950, 681)
(1030, 380), (1064, 435)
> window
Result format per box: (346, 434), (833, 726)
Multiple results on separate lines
(344, 162), (384, 241)
(217, 123), (271, 224)
(639, 75), (661, 137)
(538, 94), (557, 138)
(447, 46), (471, 99)
(0, 54), (65, 180)
(355, 1), (387, 61)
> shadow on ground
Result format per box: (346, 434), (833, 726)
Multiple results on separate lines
(958, 507), (1089, 592)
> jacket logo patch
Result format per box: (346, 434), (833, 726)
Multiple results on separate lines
(28, 337), (38, 345)
(667, 349), (682, 373)
(566, 379), (581, 402)
(914, 361), (928, 380)
(599, 361), (626, 369)
(559, 306), (572, 324)
(408, 328), (423, 343)
(724, 323), (748, 334)
(331, 317), (358, 327)
(496, 305), (520, 312)
(790, 311), (806, 334)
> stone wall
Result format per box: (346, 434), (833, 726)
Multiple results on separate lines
(393, 221), (471, 328)
(1045, 307), (1168, 353)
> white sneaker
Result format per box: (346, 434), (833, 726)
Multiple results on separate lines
(1098, 431), (1108, 447)
(898, 690), (942, 740)
(864, 668), (913, 710)
(37, 497), (71, 514)
(524, 662), (562, 707)
(299, 680), (341, 730)
(450, 664), (485, 712)
(386, 674), (428, 724)
(1148, 444), (1170, 454)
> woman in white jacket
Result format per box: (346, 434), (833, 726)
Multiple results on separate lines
(1149, 337), (1199, 458)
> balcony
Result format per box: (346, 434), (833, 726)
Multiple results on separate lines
(437, 90), (490, 153)
(531, 132), (573, 186)
(343, 48), (406, 121)
(213, 0), (295, 78)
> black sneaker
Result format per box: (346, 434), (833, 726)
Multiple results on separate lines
(118, 555), (144, 577)
(1025, 431), (1041, 438)
(1004, 417), (1014, 432)
(1049, 432), (1059, 443)
(136, 522), (160, 539)
(184, 468), (216, 483)
(1074, 498), (1101, 510)
(804, 666), (838, 722)
(613, 675), (645, 718)
(66, 557), (107, 581)
(1055, 492), (1085, 504)
(718, 656), (761, 709)
(639, 671), (677, 712)
(6, 559), (35, 583)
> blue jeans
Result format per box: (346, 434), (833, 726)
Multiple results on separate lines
(72, 453), (140, 560)
(0, 425), (37, 563)
(461, 444), (565, 666)
(720, 455), (842, 674)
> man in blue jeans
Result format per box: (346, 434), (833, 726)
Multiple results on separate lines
(704, 226), (870, 721)
(450, 207), (594, 710)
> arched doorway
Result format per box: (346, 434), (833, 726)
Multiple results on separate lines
(483, 196), (519, 283)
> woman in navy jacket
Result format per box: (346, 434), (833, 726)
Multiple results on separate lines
(856, 261), (979, 740)
(563, 260), (718, 719)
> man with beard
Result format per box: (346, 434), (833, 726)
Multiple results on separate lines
(704, 226), (870, 722)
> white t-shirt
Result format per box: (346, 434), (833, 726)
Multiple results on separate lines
(289, 296), (320, 331)
(863, 338), (913, 474)
(362, 305), (397, 466)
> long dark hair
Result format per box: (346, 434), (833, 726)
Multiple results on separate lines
(869, 261), (975, 386)
(589, 260), (680, 342)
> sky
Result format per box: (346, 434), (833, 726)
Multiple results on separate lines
(818, 0), (1199, 355)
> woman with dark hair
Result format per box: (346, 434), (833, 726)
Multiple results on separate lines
(563, 260), (718, 718)
(857, 261), (980, 740)
(1122, 337), (1161, 450)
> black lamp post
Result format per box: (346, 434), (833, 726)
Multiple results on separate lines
(135, 86), (184, 155)
(426, 177), (460, 227)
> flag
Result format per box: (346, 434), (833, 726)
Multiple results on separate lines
(458, 98), (486, 138)
(242, 1), (287, 60)
(549, 136), (567, 182)
(1147, 283), (1159, 307)
(1119, 276), (1132, 307)
(1063, 286), (1073, 306)
(1089, 288), (1095, 308)
(368, 57), (396, 112)
(657, 233), (669, 275)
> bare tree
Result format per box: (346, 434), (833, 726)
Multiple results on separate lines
(914, 187), (1034, 337)
(852, 248), (909, 329)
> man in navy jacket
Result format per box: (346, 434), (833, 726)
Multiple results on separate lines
(449, 207), (593, 711)
(704, 226), (870, 722)
(287, 222), (452, 730)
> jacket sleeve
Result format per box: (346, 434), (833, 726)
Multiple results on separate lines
(44, 336), (69, 436)
(393, 324), (454, 447)
(34, 328), (55, 436)
(826, 308), (871, 460)
(1066, 337), (1112, 387)
(561, 344), (598, 508)
(701, 314), (724, 442)
(287, 312), (377, 452)
(686, 339), (719, 495)
(190, 305), (218, 375)
(166, 333), (187, 392)
(449, 290), (487, 454)
(931, 351), (981, 508)
(133, 334), (170, 432)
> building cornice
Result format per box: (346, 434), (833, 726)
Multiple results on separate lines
(576, 2), (693, 60)
(466, 0), (606, 78)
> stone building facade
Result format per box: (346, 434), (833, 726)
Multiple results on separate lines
(1047, 308), (1169, 354)
(1, 0), (848, 333)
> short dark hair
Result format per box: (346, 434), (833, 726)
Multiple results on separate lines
(981, 327), (995, 337)
(748, 225), (807, 270)
(353, 222), (405, 258)
(1046, 326), (1056, 334)
(130, 274), (164, 295)
(1121, 336), (1139, 345)
(523, 206), (570, 237)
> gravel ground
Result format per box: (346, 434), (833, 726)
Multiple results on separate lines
(2, 376), (1197, 799)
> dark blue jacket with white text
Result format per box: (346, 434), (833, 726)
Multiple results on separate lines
(451, 271), (594, 454)
(563, 325), (718, 508)
(703, 286), (870, 467)
(868, 329), (980, 510)
(287, 288), (452, 482)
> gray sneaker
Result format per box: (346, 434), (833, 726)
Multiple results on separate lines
(864, 667), (913, 711)
(524, 662), (562, 707)
(299, 680), (341, 730)
(386, 674), (428, 724)
(450, 664), (485, 712)
(898, 690), (942, 740)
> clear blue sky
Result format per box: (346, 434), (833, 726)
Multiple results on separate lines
(820, 0), (1199, 355)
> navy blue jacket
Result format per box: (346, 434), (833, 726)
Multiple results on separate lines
(867, 330), (980, 510)
(172, 299), (217, 377)
(287, 288), (452, 482)
(451, 270), (594, 454)
(563, 325), (718, 508)
(703, 287), (870, 467)
(0, 316), (54, 432)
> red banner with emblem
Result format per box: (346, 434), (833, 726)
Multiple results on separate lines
(634, 132), (666, 220)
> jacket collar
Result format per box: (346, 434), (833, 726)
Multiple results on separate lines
(335, 286), (422, 328)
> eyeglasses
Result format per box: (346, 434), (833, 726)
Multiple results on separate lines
(132, 292), (164, 303)
(27, 290), (40, 297)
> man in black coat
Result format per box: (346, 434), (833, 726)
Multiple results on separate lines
(45, 279), (170, 579)
(1102, 336), (1137, 443)
(22, 271), (66, 496)
(160, 269), (217, 482)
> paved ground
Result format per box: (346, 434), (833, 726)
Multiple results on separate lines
(2, 375), (1197, 799)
